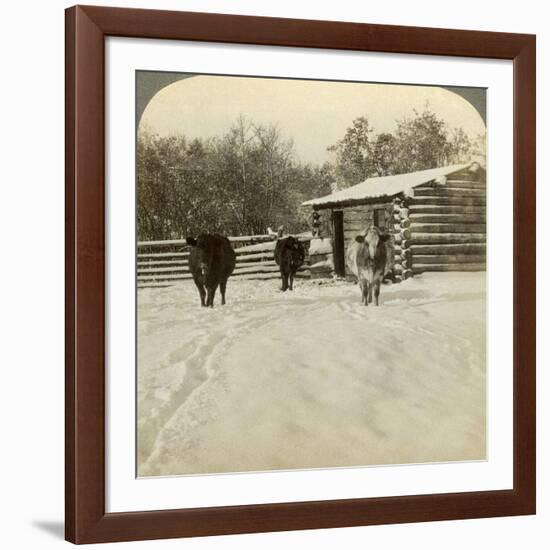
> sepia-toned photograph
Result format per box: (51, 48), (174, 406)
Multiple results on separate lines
(136, 72), (487, 478)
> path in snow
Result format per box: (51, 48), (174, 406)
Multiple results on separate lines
(137, 273), (486, 477)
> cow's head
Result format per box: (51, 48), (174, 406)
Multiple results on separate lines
(355, 226), (390, 259)
(186, 234), (215, 278)
(287, 237), (303, 252)
(287, 237), (305, 264)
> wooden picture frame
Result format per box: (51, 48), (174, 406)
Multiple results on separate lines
(65, 4), (536, 544)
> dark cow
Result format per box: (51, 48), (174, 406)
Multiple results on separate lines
(348, 226), (390, 306)
(274, 236), (305, 291)
(186, 233), (236, 307)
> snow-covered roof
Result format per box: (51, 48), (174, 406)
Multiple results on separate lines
(302, 163), (472, 207)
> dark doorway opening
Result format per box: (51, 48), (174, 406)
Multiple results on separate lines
(332, 210), (345, 276)
(374, 208), (385, 229)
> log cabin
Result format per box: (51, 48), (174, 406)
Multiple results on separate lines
(301, 162), (486, 282)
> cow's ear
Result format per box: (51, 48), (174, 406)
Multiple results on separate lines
(380, 233), (390, 242)
(355, 235), (364, 243)
(186, 237), (197, 247)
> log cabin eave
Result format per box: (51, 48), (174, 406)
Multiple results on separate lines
(311, 193), (404, 211)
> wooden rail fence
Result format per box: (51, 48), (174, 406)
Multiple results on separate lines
(137, 234), (314, 289)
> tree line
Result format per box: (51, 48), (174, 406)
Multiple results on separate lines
(137, 106), (485, 241)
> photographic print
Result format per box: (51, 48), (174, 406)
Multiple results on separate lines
(136, 72), (487, 477)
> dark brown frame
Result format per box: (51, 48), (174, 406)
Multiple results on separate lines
(65, 4), (536, 544)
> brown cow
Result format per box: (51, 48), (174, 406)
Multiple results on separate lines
(350, 226), (390, 306)
(186, 233), (236, 307)
(274, 236), (305, 291)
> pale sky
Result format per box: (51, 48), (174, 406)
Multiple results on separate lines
(140, 75), (486, 165)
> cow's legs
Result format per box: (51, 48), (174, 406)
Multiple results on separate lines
(281, 269), (289, 291)
(361, 280), (369, 306)
(206, 286), (216, 307)
(220, 279), (227, 305)
(195, 281), (206, 307)
(367, 282), (373, 304)
(289, 271), (295, 291)
(374, 280), (381, 306)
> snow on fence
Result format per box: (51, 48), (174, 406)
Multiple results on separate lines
(137, 234), (315, 288)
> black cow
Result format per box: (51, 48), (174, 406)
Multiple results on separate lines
(350, 226), (390, 306)
(186, 234), (236, 307)
(274, 236), (305, 291)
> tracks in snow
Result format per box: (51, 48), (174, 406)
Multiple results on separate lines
(138, 293), (331, 468)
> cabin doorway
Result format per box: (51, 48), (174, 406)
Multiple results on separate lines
(332, 210), (346, 276)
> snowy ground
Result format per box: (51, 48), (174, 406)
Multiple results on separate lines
(137, 272), (486, 477)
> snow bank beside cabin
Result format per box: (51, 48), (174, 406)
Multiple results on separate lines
(137, 273), (486, 477)
(308, 237), (333, 255)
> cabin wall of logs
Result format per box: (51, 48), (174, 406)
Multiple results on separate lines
(404, 166), (486, 276)
(310, 165), (486, 282)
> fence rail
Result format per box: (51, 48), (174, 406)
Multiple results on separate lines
(137, 234), (277, 248)
(137, 234), (314, 288)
